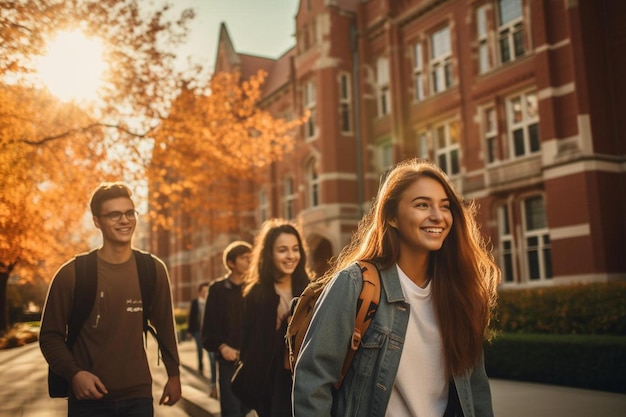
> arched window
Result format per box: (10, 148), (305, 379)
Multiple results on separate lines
(307, 161), (320, 208)
(283, 177), (295, 220)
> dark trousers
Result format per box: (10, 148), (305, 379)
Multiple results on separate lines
(193, 331), (217, 384)
(217, 357), (249, 417)
(68, 397), (153, 417)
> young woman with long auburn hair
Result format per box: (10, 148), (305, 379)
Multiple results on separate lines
(293, 158), (500, 417)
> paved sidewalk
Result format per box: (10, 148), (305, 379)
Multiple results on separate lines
(174, 340), (626, 417)
(491, 378), (626, 417)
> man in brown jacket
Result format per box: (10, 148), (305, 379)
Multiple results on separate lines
(39, 182), (181, 416)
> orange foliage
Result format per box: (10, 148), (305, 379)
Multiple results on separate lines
(148, 70), (307, 234)
(0, 1), (195, 280)
(0, 85), (109, 280)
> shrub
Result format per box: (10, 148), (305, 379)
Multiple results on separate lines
(493, 281), (626, 335)
(485, 333), (626, 393)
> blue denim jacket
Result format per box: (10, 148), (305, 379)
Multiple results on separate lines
(292, 262), (494, 417)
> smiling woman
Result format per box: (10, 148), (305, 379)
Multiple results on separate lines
(35, 30), (106, 103)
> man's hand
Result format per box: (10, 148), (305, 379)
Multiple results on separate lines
(220, 344), (239, 362)
(159, 375), (181, 406)
(71, 370), (108, 400)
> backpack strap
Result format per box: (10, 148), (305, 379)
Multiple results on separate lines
(67, 250), (98, 348)
(336, 260), (381, 388)
(134, 249), (155, 330)
(133, 250), (176, 363)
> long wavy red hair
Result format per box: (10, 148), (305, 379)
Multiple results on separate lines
(323, 158), (500, 378)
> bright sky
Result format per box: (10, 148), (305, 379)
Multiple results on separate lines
(167, 0), (300, 73)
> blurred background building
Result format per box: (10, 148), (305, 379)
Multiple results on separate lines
(152, 0), (626, 307)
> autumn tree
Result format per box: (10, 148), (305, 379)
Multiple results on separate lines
(0, 84), (110, 334)
(0, 0), (194, 334)
(0, 1), (305, 335)
(148, 70), (307, 237)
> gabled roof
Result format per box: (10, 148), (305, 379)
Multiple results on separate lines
(214, 22), (295, 100)
(239, 53), (276, 81)
(214, 22), (241, 72)
(261, 47), (296, 97)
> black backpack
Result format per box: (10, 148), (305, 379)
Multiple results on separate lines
(47, 249), (169, 398)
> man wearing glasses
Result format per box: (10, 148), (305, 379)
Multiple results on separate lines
(39, 182), (181, 416)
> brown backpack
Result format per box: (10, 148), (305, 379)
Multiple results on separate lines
(285, 261), (381, 388)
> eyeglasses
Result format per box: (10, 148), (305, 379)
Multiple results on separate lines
(99, 209), (138, 222)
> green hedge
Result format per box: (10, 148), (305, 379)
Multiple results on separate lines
(493, 281), (626, 335)
(486, 282), (626, 393)
(485, 333), (626, 393)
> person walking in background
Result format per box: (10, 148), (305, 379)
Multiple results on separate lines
(39, 182), (181, 416)
(293, 158), (500, 417)
(186, 282), (217, 388)
(237, 219), (312, 417)
(202, 241), (253, 417)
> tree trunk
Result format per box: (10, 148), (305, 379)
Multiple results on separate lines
(0, 272), (9, 337)
(0, 262), (16, 337)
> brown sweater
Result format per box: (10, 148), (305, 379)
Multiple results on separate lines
(39, 251), (180, 400)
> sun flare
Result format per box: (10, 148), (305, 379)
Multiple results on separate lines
(36, 30), (106, 103)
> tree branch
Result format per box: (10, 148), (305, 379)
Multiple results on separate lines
(17, 122), (153, 145)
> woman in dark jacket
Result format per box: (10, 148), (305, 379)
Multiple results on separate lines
(239, 219), (311, 417)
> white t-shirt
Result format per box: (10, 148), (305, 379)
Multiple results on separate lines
(385, 264), (448, 417)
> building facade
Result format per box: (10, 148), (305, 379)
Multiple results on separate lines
(155, 0), (626, 306)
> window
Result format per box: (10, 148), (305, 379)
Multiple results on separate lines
(378, 139), (393, 173)
(413, 43), (425, 101)
(476, 4), (491, 73)
(430, 26), (453, 94)
(298, 20), (317, 52)
(484, 107), (498, 163)
(497, 204), (514, 283)
(522, 196), (552, 281)
(303, 80), (317, 138)
(377, 57), (391, 116)
(417, 131), (429, 159)
(283, 177), (296, 220)
(339, 73), (352, 133)
(434, 120), (460, 176)
(307, 160), (320, 208)
(258, 189), (269, 223)
(507, 91), (539, 158)
(498, 0), (525, 64)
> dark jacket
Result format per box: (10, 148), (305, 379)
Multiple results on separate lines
(239, 277), (308, 413)
(187, 298), (201, 334)
(202, 276), (245, 355)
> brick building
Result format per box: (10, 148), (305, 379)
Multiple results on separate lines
(155, 0), (626, 306)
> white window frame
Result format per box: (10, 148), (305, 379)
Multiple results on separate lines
(303, 80), (317, 139)
(476, 4), (491, 73)
(283, 177), (296, 220)
(378, 139), (393, 174)
(413, 42), (425, 101)
(497, 0), (525, 64)
(497, 204), (515, 283)
(430, 26), (453, 94)
(417, 131), (429, 159)
(339, 72), (352, 133)
(307, 160), (320, 208)
(506, 90), (539, 158)
(484, 106), (498, 164)
(434, 120), (461, 176)
(376, 57), (391, 116)
(258, 189), (269, 223)
(521, 195), (552, 281)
